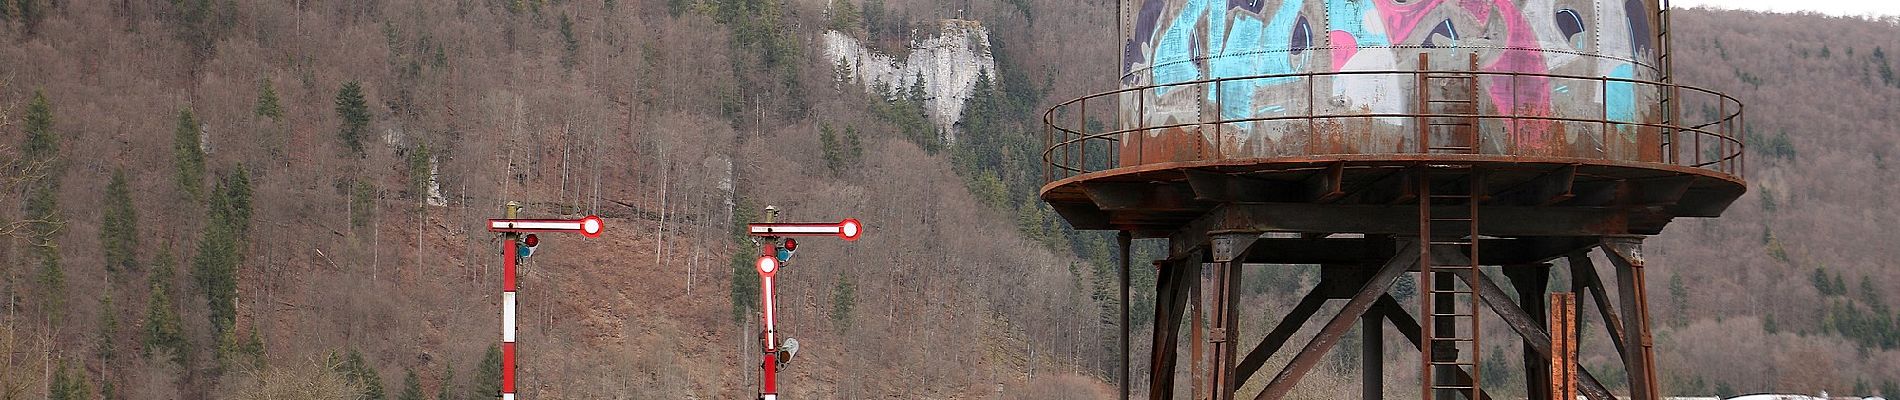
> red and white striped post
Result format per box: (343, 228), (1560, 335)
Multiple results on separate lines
(486, 202), (603, 400)
(745, 206), (861, 400)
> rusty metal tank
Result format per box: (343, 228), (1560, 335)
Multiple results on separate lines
(1041, 0), (1745, 233)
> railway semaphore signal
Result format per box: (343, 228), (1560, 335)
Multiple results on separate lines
(744, 206), (861, 400)
(484, 202), (605, 400)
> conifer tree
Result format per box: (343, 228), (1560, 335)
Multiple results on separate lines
(143, 248), (189, 364)
(437, 364), (455, 400)
(101, 168), (139, 273)
(173, 109), (206, 199)
(98, 293), (118, 363)
(335, 81), (371, 156)
(255, 80), (284, 122)
(22, 90), (56, 162)
(337, 349), (386, 400)
(472, 345), (501, 398)
(50, 361), (92, 400)
(398, 368), (423, 400)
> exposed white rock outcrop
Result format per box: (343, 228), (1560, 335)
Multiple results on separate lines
(824, 19), (996, 142)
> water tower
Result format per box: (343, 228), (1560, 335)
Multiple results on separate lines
(1040, 1), (1743, 399)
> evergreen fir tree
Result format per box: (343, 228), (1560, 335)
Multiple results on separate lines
(398, 368), (424, 400)
(143, 248), (189, 364)
(173, 109), (206, 199)
(34, 230), (65, 325)
(22, 90), (57, 162)
(337, 349), (386, 400)
(101, 168), (139, 274)
(472, 345), (502, 398)
(255, 80), (284, 121)
(98, 293), (118, 363)
(335, 81), (371, 156)
(49, 361), (92, 400)
(437, 364), (456, 400)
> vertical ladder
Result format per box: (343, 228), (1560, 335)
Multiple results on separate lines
(1417, 53), (1483, 155)
(1419, 167), (1483, 400)
(1656, 0), (1681, 163)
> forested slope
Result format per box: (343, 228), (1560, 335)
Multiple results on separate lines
(1, 1), (1897, 399)
(0, 0), (1126, 398)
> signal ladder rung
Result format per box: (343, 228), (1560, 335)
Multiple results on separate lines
(1429, 361), (1477, 366)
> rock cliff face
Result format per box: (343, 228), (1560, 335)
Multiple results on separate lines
(824, 19), (996, 141)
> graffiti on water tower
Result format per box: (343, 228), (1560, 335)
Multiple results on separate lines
(1118, 0), (1665, 163)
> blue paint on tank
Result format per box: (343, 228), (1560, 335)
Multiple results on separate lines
(1605, 64), (1637, 123)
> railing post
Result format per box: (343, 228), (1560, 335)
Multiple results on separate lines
(1306, 73), (1317, 155)
(1469, 53), (1481, 154)
(1509, 73), (1518, 155)
(1076, 97), (1086, 177)
(1710, 91), (1725, 166)
(1600, 78), (1611, 159)
(1214, 79), (1224, 160)
(1417, 53), (1431, 154)
(1139, 87), (1147, 166)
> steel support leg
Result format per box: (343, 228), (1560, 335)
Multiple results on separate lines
(1603, 237), (1659, 400)
(1363, 309), (1384, 400)
(1202, 233), (1256, 400)
(1505, 264), (1552, 400)
(1151, 251), (1199, 400)
(1119, 231), (1133, 400)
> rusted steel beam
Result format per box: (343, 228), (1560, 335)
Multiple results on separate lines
(1253, 246), (1418, 400)
(1603, 238), (1661, 400)
(1562, 180), (1625, 207)
(1085, 181), (1205, 212)
(1184, 169), (1288, 203)
(1185, 203), (1633, 238)
(1190, 269), (1206, 399)
(1567, 253), (1629, 361)
(1240, 237), (1590, 266)
(1505, 265), (1553, 400)
(1471, 269), (1617, 400)
(1550, 293), (1579, 400)
(1119, 231), (1133, 400)
(1362, 310), (1384, 400)
(1371, 295), (1494, 400)
(1351, 167), (1418, 204)
(1234, 288), (1328, 387)
(1630, 176), (1696, 207)
(1493, 165), (1577, 206)
(1150, 254), (1196, 400)
(1303, 162), (1347, 203)
(1048, 203), (1112, 230)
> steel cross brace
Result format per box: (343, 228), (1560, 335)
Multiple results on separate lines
(1252, 244), (1418, 400)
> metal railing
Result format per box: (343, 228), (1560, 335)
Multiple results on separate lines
(1041, 69), (1745, 185)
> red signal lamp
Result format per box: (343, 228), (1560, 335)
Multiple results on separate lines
(522, 234), (540, 247)
(783, 238), (797, 251)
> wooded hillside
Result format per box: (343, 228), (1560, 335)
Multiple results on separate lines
(0, 1), (1894, 398)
